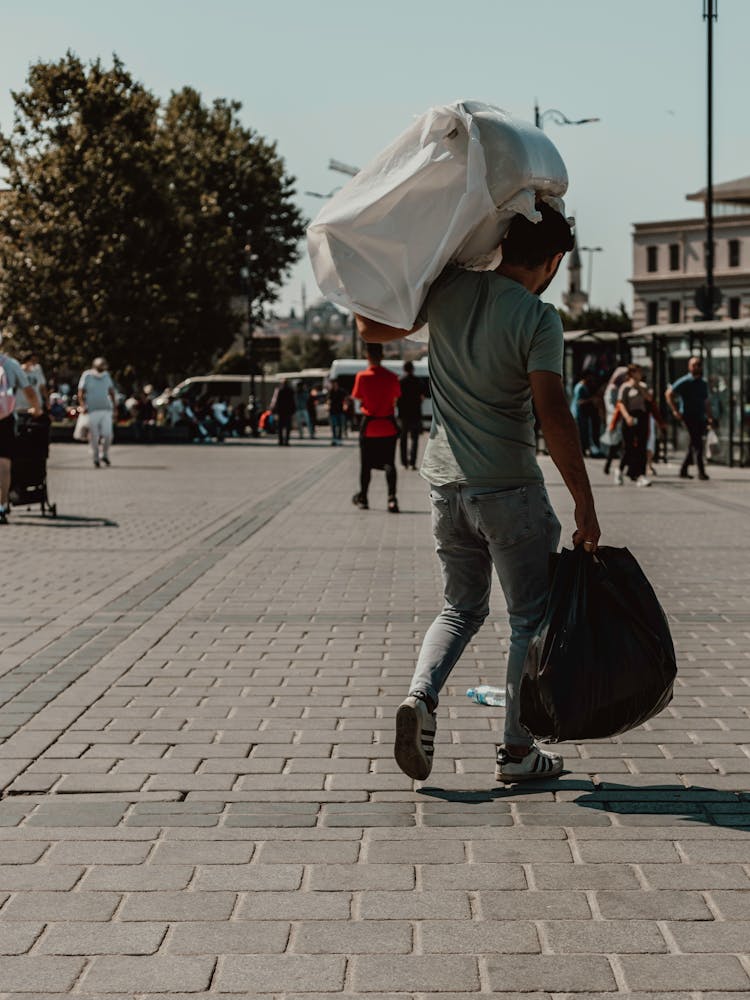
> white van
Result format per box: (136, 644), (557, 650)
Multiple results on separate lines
(328, 357), (432, 427)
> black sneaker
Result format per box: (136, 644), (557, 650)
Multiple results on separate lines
(0, 507), (7, 525)
(394, 696), (437, 780)
(101, 456), (111, 467)
(495, 745), (563, 783)
(352, 493), (369, 510)
(387, 497), (400, 513)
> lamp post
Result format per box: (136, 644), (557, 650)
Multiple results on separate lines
(240, 230), (258, 401)
(534, 102), (600, 130)
(579, 246), (604, 305)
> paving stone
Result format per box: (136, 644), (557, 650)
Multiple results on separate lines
(595, 890), (714, 920)
(119, 890), (236, 921)
(619, 955), (750, 991)
(293, 919), (412, 954)
(82, 955), (216, 992)
(530, 862), (640, 890)
(575, 840), (681, 862)
(640, 862), (750, 889)
(40, 921), (167, 955)
(237, 890), (352, 920)
(150, 842), (254, 865)
(486, 955), (617, 992)
(479, 890), (592, 920)
(0, 922), (45, 954)
(0, 957), (86, 992)
(46, 841), (152, 865)
(708, 890), (750, 919)
(420, 919), (540, 954)
(80, 864), (194, 891)
(167, 920), (290, 954)
(666, 919), (750, 953)
(307, 863), (414, 890)
(351, 955), (480, 992)
(255, 841), (360, 864)
(0, 865), (84, 891)
(363, 839), (466, 863)
(359, 890), (471, 920)
(217, 955), (346, 993)
(542, 918), (668, 953)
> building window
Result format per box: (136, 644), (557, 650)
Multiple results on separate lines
(729, 296), (741, 319)
(669, 244), (680, 271)
(647, 301), (659, 325)
(647, 246), (658, 273)
(729, 239), (741, 267)
(669, 300), (681, 324)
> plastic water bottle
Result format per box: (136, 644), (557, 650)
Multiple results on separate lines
(466, 685), (506, 707)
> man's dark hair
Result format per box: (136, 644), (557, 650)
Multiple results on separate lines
(364, 341), (383, 362)
(501, 202), (575, 268)
(403, 360), (414, 374)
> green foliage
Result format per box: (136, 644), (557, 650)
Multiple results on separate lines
(0, 53), (306, 382)
(559, 302), (632, 333)
(280, 333), (336, 372)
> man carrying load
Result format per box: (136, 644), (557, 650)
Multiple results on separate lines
(356, 204), (601, 783)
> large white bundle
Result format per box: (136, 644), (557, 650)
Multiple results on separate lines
(307, 100), (568, 332)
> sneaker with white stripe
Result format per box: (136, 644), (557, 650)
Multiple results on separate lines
(394, 695), (437, 781)
(495, 744), (563, 783)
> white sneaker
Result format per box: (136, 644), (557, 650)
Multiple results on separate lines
(495, 744), (564, 783)
(394, 695), (437, 781)
(636, 475), (652, 487)
(612, 467), (623, 485)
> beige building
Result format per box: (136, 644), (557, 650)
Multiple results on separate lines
(631, 175), (750, 329)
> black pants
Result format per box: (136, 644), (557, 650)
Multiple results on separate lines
(400, 420), (421, 468)
(360, 434), (397, 499)
(622, 410), (649, 480)
(682, 418), (707, 476)
(277, 415), (292, 446)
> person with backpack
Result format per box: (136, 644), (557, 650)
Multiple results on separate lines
(0, 336), (42, 524)
(355, 203), (601, 784)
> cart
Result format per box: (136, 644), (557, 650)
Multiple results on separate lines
(9, 414), (57, 517)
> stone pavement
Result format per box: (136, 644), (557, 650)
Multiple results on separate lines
(0, 433), (749, 997)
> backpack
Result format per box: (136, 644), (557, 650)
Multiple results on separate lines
(0, 355), (16, 420)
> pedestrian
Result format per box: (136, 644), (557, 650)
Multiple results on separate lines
(616, 364), (658, 487)
(0, 336), (42, 523)
(601, 366), (628, 484)
(306, 388), (318, 439)
(570, 369), (598, 455)
(665, 355), (714, 481)
(398, 360), (424, 469)
(271, 378), (295, 446)
(327, 377), (346, 445)
(78, 357), (116, 468)
(294, 381), (312, 438)
(351, 342), (401, 513)
(16, 354), (47, 415)
(356, 202), (600, 783)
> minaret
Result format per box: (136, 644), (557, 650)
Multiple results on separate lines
(562, 237), (588, 321)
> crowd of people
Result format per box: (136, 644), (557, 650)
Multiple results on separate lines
(571, 357), (716, 487)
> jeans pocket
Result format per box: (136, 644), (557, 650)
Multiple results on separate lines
(430, 492), (454, 542)
(472, 486), (532, 547)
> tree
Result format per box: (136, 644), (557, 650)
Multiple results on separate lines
(0, 53), (306, 382)
(559, 303), (632, 333)
(280, 333), (336, 372)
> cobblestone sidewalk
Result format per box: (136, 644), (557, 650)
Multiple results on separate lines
(0, 438), (748, 997)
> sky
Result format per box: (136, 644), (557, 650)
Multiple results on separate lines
(1, 0), (747, 318)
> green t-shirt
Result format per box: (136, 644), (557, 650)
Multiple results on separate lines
(419, 266), (563, 487)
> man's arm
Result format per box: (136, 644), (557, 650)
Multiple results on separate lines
(355, 314), (424, 343)
(664, 384), (682, 422)
(530, 371), (601, 550)
(22, 385), (41, 413)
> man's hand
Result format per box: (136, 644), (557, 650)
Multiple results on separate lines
(572, 504), (601, 552)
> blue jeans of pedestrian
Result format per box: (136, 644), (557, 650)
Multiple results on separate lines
(330, 413), (345, 442)
(409, 482), (561, 748)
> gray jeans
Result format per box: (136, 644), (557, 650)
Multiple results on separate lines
(409, 482), (561, 747)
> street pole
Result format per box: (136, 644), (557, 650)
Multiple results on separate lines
(243, 231), (257, 400)
(704, 0), (717, 321)
(580, 246), (603, 305)
(534, 100), (540, 128)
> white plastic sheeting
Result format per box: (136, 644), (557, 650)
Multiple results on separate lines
(307, 100), (569, 332)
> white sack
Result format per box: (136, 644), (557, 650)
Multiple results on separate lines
(307, 100), (569, 333)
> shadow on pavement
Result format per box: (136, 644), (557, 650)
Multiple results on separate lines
(418, 778), (750, 829)
(15, 512), (118, 528)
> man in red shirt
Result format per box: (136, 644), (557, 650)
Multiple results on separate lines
(352, 343), (401, 512)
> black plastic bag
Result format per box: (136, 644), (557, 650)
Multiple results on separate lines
(520, 545), (677, 742)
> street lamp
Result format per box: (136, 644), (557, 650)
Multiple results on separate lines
(240, 230), (260, 411)
(579, 246), (604, 304)
(534, 102), (600, 130)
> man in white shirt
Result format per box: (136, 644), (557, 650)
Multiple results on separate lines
(15, 354), (47, 413)
(78, 357), (117, 467)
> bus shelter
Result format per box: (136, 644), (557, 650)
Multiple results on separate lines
(623, 319), (750, 468)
